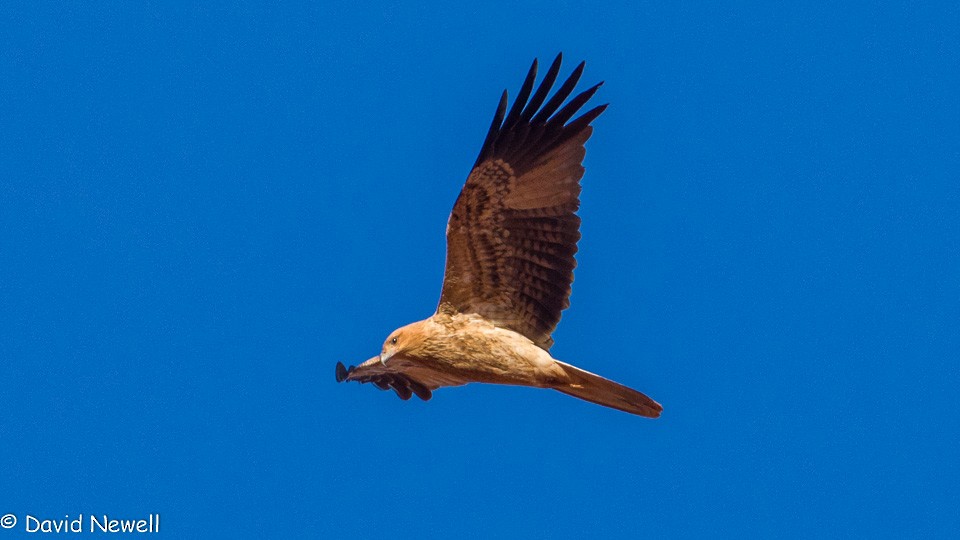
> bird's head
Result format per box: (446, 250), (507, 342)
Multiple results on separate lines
(379, 320), (429, 365)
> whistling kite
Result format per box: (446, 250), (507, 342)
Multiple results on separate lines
(336, 54), (662, 417)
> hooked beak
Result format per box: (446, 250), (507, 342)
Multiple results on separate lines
(379, 351), (394, 365)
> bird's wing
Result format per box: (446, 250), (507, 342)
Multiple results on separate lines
(437, 54), (606, 350)
(335, 359), (466, 401)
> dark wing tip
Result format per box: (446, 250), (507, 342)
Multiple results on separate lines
(337, 362), (433, 402)
(408, 379), (433, 401)
(391, 383), (413, 400)
(472, 55), (605, 171)
(474, 89), (510, 167)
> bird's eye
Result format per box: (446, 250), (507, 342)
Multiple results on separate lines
(390, 337), (398, 345)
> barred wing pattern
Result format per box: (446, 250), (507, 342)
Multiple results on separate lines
(437, 54), (606, 350)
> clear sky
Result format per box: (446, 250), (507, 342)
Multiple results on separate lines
(1, 1), (958, 538)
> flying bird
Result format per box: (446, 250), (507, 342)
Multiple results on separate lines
(336, 54), (662, 417)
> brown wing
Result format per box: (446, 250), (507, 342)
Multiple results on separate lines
(437, 54), (606, 350)
(335, 359), (466, 401)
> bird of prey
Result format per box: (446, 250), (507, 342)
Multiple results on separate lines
(336, 54), (662, 417)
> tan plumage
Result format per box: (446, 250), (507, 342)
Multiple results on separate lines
(336, 54), (662, 417)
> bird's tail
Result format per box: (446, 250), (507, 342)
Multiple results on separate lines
(552, 361), (662, 418)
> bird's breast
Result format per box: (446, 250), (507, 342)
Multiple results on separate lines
(417, 316), (559, 386)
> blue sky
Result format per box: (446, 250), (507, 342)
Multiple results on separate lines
(1, 1), (958, 538)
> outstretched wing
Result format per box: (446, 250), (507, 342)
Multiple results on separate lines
(335, 359), (466, 401)
(437, 54), (606, 350)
